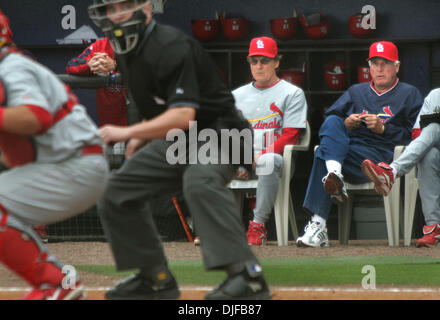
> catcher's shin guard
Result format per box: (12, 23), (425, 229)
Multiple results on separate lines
(0, 205), (65, 287)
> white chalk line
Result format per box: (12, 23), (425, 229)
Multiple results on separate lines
(1, 286), (440, 293)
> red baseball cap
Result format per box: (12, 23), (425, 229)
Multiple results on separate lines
(248, 36), (278, 58)
(367, 41), (399, 62)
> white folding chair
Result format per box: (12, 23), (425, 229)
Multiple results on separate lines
(228, 121), (311, 246)
(314, 145), (405, 246)
(403, 160), (418, 246)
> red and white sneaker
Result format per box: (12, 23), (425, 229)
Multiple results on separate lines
(246, 221), (267, 246)
(194, 236), (201, 246)
(322, 171), (347, 203)
(23, 282), (87, 300)
(362, 160), (395, 196)
(416, 224), (440, 248)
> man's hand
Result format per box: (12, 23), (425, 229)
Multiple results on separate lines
(88, 53), (116, 75)
(99, 125), (131, 144)
(236, 166), (250, 180)
(360, 113), (385, 134)
(125, 138), (148, 159)
(344, 113), (362, 130)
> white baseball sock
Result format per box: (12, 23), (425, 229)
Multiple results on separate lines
(312, 214), (326, 228)
(325, 160), (342, 175)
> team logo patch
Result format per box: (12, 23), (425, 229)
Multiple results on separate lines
(382, 106), (393, 117)
(377, 106), (394, 122)
(270, 103), (283, 118)
(252, 264), (263, 273)
(114, 29), (123, 37)
(376, 43), (384, 52)
(362, 106), (393, 123)
(257, 39), (264, 49)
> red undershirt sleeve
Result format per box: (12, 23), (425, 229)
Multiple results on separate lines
(260, 128), (302, 155)
(411, 128), (421, 140)
(25, 105), (53, 133)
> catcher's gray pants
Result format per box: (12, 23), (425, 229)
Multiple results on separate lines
(253, 153), (295, 223)
(98, 139), (259, 272)
(393, 123), (440, 225)
(0, 154), (108, 225)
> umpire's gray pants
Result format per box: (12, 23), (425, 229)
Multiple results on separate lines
(98, 139), (258, 272)
(393, 123), (440, 225)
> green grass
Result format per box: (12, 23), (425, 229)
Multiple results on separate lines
(75, 256), (440, 287)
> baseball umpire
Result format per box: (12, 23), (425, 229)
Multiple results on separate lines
(88, 0), (272, 300)
(0, 10), (108, 299)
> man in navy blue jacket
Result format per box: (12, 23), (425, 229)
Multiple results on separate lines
(297, 41), (423, 247)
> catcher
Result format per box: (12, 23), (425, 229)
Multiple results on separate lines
(0, 10), (108, 299)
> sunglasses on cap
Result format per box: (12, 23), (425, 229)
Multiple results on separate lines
(247, 57), (273, 65)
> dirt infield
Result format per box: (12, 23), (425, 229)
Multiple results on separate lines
(2, 286), (440, 300)
(1, 240), (440, 300)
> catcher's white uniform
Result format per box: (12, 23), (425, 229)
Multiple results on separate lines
(0, 47), (109, 299)
(0, 52), (108, 225)
(232, 79), (307, 223)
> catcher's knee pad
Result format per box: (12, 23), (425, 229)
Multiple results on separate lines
(0, 204), (64, 287)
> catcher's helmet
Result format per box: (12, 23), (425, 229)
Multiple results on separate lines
(0, 10), (13, 48)
(88, 0), (149, 54)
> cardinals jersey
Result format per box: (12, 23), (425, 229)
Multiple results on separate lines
(66, 38), (127, 126)
(232, 79), (307, 154)
(325, 80), (422, 154)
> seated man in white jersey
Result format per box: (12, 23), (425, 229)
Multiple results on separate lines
(232, 36), (308, 246)
(362, 88), (440, 248)
(0, 10), (108, 299)
(297, 41), (423, 247)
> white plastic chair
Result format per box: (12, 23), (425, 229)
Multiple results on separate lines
(314, 145), (405, 246)
(403, 160), (418, 246)
(228, 121), (311, 246)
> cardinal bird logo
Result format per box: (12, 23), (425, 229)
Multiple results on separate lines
(270, 103), (283, 118)
(382, 106), (393, 117)
(377, 106), (394, 123)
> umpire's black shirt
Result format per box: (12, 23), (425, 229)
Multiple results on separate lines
(117, 19), (237, 131)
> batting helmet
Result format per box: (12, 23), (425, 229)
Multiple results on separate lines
(88, 0), (149, 54)
(348, 13), (373, 38)
(0, 10), (13, 48)
(300, 13), (330, 39)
